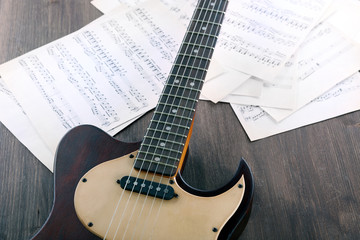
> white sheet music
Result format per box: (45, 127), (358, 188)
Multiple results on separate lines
(0, 77), (54, 170)
(215, 0), (333, 82)
(0, 2), (187, 156)
(232, 72), (360, 141)
(264, 21), (360, 121)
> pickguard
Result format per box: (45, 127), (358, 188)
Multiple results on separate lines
(74, 151), (246, 239)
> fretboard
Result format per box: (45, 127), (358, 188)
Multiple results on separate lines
(134, 0), (229, 176)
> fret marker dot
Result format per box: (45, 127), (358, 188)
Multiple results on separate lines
(174, 79), (180, 84)
(210, 2), (215, 6)
(194, 49), (199, 54)
(166, 126), (171, 131)
(190, 82), (195, 87)
(155, 157), (160, 162)
(172, 109), (178, 113)
(160, 142), (165, 147)
(202, 26), (207, 31)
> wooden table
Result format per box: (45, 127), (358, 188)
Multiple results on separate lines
(1, 1), (359, 239)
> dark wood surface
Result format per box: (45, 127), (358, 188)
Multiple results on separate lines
(1, 1), (359, 239)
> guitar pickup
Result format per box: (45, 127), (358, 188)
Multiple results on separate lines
(118, 176), (175, 200)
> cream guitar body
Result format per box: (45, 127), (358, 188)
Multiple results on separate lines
(74, 150), (252, 240)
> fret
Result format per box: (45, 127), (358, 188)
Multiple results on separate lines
(140, 142), (183, 155)
(172, 64), (208, 74)
(171, 64), (207, 80)
(190, 19), (222, 29)
(186, 30), (220, 40)
(165, 79), (204, 93)
(136, 147), (182, 169)
(137, 146), (182, 164)
(190, 21), (222, 37)
(143, 135), (186, 148)
(197, 0), (228, 11)
(192, 23), (222, 34)
(150, 119), (191, 131)
(194, 8), (225, 24)
(147, 127), (188, 139)
(177, 53), (211, 62)
(156, 102), (196, 114)
(157, 95), (198, 113)
(152, 111), (194, 129)
(175, 55), (210, 70)
(146, 126), (189, 145)
(168, 75), (204, 86)
(136, 152), (180, 164)
(168, 74), (205, 84)
(163, 85), (202, 99)
(153, 108), (195, 129)
(181, 41), (214, 58)
(162, 86), (201, 96)
(183, 34), (217, 49)
(135, 159), (178, 169)
(163, 80), (202, 96)
(134, 157), (178, 176)
(162, 85), (201, 95)
(182, 45), (212, 59)
(153, 111), (193, 121)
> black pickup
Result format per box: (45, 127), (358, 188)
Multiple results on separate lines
(118, 176), (175, 200)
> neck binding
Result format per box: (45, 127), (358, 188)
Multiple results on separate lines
(134, 0), (229, 176)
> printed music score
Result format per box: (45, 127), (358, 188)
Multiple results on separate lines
(232, 72), (360, 141)
(0, 1), (191, 168)
(263, 21), (360, 122)
(214, 0), (333, 82)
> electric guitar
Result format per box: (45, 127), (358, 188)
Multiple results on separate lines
(31, 0), (254, 239)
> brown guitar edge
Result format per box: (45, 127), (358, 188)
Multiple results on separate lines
(30, 124), (141, 240)
(177, 158), (254, 240)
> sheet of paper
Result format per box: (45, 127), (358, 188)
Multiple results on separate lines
(91, 0), (146, 13)
(92, 0), (197, 26)
(264, 21), (360, 121)
(223, 55), (298, 109)
(230, 77), (263, 98)
(214, 0), (333, 82)
(224, 83), (297, 109)
(0, 2), (187, 154)
(327, 0), (360, 44)
(0, 77), (54, 171)
(201, 68), (250, 103)
(232, 72), (360, 141)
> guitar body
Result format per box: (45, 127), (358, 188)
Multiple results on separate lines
(31, 124), (254, 240)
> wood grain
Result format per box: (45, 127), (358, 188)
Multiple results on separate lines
(1, 1), (360, 239)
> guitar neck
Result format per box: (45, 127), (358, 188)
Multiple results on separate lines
(134, 0), (229, 176)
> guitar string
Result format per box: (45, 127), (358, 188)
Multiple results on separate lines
(103, 0), (226, 239)
(118, 1), (210, 238)
(133, 1), (218, 239)
(116, 0), (211, 238)
(134, 1), (227, 239)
